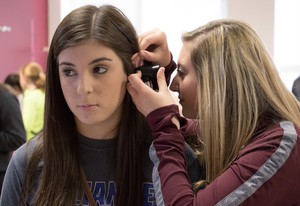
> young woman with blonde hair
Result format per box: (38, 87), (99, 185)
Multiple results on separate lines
(128, 19), (300, 205)
(19, 61), (45, 140)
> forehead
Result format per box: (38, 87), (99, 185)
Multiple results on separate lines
(178, 42), (193, 68)
(58, 40), (120, 63)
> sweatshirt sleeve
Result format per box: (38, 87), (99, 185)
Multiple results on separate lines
(147, 105), (300, 206)
(147, 105), (197, 206)
(164, 53), (177, 86)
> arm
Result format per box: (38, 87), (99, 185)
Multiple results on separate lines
(148, 106), (300, 205)
(0, 91), (26, 151)
(127, 69), (300, 205)
(147, 105), (197, 206)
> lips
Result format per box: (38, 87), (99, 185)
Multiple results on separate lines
(178, 96), (183, 102)
(77, 104), (98, 109)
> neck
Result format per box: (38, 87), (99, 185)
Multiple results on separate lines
(26, 84), (37, 90)
(76, 119), (119, 140)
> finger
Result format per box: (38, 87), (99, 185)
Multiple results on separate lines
(127, 81), (138, 99)
(135, 70), (142, 78)
(139, 30), (163, 51)
(127, 73), (143, 100)
(138, 29), (159, 44)
(139, 50), (157, 63)
(127, 83), (145, 116)
(127, 71), (143, 90)
(156, 67), (168, 91)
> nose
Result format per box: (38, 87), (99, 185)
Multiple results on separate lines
(76, 74), (93, 95)
(170, 74), (179, 92)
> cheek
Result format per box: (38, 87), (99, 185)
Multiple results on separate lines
(60, 78), (75, 104)
(100, 73), (127, 100)
(185, 88), (197, 106)
(183, 78), (197, 106)
(183, 75), (197, 93)
(109, 77), (127, 100)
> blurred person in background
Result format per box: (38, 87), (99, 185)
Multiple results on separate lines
(292, 76), (300, 101)
(19, 62), (45, 141)
(0, 84), (26, 195)
(4, 73), (23, 110)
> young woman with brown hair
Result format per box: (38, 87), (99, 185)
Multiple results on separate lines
(0, 5), (200, 206)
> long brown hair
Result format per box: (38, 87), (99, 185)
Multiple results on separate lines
(182, 19), (300, 183)
(22, 5), (149, 206)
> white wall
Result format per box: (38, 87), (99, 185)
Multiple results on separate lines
(138, 0), (224, 61)
(226, 0), (300, 91)
(48, 0), (223, 61)
(48, 0), (140, 45)
(48, 0), (300, 91)
(274, 0), (300, 91)
(227, 0), (274, 58)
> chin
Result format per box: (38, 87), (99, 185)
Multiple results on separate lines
(183, 111), (196, 119)
(76, 115), (99, 126)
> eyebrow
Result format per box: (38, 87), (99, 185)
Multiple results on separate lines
(89, 57), (112, 65)
(59, 57), (113, 67)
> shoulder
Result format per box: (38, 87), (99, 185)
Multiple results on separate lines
(24, 89), (45, 99)
(244, 121), (298, 154)
(23, 89), (45, 108)
(10, 139), (38, 170)
(235, 120), (299, 180)
(0, 139), (39, 205)
(213, 121), (300, 205)
(0, 89), (18, 105)
(4, 138), (41, 188)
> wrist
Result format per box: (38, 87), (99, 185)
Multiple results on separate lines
(146, 104), (180, 132)
(164, 52), (175, 68)
(171, 116), (180, 129)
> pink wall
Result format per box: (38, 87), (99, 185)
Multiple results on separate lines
(0, 0), (48, 82)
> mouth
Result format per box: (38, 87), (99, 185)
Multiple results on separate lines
(178, 96), (183, 102)
(178, 98), (184, 105)
(77, 104), (98, 109)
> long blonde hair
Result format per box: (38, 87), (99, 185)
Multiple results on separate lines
(19, 61), (45, 92)
(182, 19), (300, 182)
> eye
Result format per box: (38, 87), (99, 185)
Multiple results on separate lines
(93, 65), (108, 74)
(62, 68), (76, 77)
(177, 66), (185, 77)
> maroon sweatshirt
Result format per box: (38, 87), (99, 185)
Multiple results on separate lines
(147, 105), (300, 206)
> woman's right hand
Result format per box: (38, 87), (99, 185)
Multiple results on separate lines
(132, 29), (171, 68)
(127, 67), (175, 117)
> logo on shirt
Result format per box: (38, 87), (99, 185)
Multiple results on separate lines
(76, 181), (156, 206)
